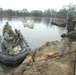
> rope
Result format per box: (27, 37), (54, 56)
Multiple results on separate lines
(12, 50), (76, 75)
(49, 50), (76, 59)
(21, 50), (76, 66)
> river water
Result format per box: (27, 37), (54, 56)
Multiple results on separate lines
(0, 17), (67, 74)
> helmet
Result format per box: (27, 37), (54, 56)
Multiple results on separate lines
(66, 12), (75, 21)
(6, 22), (9, 25)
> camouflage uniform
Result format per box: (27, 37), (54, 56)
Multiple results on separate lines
(3, 25), (15, 54)
(3, 22), (11, 36)
(59, 12), (76, 55)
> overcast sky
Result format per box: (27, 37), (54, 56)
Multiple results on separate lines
(0, 0), (76, 11)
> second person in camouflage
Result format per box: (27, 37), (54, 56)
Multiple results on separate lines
(51, 11), (76, 58)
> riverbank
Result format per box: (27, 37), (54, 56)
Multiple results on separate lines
(6, 40), (76, 75)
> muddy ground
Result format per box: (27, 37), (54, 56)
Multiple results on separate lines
(6, 40), (76, 75)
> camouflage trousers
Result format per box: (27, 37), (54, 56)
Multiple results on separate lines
(3, 40), (15, 54)
(59, 37), (72, 55)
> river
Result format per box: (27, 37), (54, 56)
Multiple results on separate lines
(0, 17), (67, 75)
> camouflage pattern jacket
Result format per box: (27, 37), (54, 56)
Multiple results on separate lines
(64, 21), (76, 39)
(4, 29), (14, 41)
(3, 25), (11, 35)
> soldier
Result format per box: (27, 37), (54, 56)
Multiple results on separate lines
(3, 23), (16, 54)
(51, 11), (76, 58)
(3, 22), (11, 35)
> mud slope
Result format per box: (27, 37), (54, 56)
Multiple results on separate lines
(6, 41), (76, 75)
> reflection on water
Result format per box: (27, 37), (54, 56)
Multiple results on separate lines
(43, 17), (51, 25)
(0, 17), (67, 74)
(0, 17), (67, 49)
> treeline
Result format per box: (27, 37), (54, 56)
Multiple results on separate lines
(0, 3), (76, 19)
